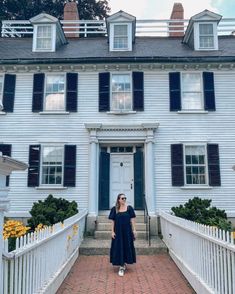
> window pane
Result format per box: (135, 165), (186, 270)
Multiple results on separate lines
(199, 24), (213, 35)
(185, 146), (207, 185)
(113, 24), (128, 49)
(182, 73), (201, 91)
(182, 73), (202, 110)
(200, 36), (214, 48)
(112, 74), (131, 110)
(41, 146), (63, 185)
(114, 25), (128, 36)
(45, 75), (65, 111)
(36, 26), (52, 50)
(182, 93), (202, 110)
(199, 24), (214, 48)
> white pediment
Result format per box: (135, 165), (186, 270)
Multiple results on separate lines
(30, 13), (58, 24)
(191, 10), (222, 22)
(107, 10), (136, 23)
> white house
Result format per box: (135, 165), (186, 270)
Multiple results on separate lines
(1, 2), (235, 233)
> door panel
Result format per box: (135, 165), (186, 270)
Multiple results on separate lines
(110, 154), (134, 208)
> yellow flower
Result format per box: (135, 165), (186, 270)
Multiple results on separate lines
(3, 219), (31, 240)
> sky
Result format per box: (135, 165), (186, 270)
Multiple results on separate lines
(108, 0), (235, 19)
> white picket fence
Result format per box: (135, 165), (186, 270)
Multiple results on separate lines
(2, 209), (88, 294)
(160, 210), (235, 294)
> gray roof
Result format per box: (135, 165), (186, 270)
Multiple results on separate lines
(1, 36), (235, 65)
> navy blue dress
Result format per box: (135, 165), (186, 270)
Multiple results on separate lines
(109, 205), (136, 266)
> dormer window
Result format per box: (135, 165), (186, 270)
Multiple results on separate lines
(36, 25), (53, 51)
(183, 10), (221, 51)
(106, 11), (136, 52)
(199, 23), (214, 49)
(30, 13), (67, 53)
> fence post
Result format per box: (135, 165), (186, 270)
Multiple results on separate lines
(0, 152), (27, 292)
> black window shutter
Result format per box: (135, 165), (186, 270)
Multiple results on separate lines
(99, 151), (110, 210)
(64, 145), (76, 187)
(66, 73), (78, 112)
(133, 72), (144, 111)
(207, 144), (221, 186)
(99, 72), (110, 112)
(32, 73), (44, 112)
(203, 72), (216, 111)
(0, 144), (12, 186)
(134, 149), (144, 209)
(169, 72), (181, 111)
(2, 74), (16, 112)
(171, 144), (184, 186)
(28, 145), (41, 187)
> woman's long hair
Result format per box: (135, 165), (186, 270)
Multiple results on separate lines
(115, 193), (125, 213)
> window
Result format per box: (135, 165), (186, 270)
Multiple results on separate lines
(110, 23), (132, 51)
(111, 74), (132, 111)
(185, 145), (207, 185)
(36, 25), (53, 51)
(199, 24), (214, 49)
(45, 74), (65, 111)
(171, 143), (220, 187)
(181, 73), (203, 110)
(41, 146), (63, 185)
(0, 75), (3, 109)
(114, 25), (128, 50)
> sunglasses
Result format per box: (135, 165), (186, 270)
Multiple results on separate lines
(120, 197), (127, 200)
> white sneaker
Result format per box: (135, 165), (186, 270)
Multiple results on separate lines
(118, 267), (125, 276)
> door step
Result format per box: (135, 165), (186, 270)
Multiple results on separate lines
(80, 237), (167, 255)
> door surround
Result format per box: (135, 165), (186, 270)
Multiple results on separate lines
(85, 123), (159, 219)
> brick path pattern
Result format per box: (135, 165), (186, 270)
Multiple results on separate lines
(57, 254), (195, 294)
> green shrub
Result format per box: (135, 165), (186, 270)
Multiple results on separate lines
(171, 197), (232, 231)
(27, 194), (78, 230)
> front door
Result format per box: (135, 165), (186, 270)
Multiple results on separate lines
(110, 154), (134, 208)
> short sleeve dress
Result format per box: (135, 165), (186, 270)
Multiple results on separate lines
(109, 205), (136, 266)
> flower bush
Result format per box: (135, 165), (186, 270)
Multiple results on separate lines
(3, 219), (30, 251)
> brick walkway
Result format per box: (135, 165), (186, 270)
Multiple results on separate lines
(57, 254), (195, 294)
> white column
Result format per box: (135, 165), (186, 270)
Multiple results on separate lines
(145, 131), (155, 216)
(88, 131), (98, 217)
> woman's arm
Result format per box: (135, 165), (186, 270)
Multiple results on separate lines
(111, 220), (116, 239)
(131, 218), (137, 239)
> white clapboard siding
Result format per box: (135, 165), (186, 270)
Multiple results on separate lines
(1, 70), (235, 216)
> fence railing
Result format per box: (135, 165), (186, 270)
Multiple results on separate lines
(2, 209), (88, 294)
(2, 18), (235, 37)
(160, 210), (235, 294)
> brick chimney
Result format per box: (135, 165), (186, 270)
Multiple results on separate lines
(169, 3), (184, 37)
(63, 1), (79, 38)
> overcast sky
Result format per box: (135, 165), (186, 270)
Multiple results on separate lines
(108, 0), (235, 19)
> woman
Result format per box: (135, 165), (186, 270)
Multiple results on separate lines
(109, 193), (137, 276)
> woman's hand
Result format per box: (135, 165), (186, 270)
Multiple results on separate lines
(133, 230), (137, 240)
(111, 231), (116, 239)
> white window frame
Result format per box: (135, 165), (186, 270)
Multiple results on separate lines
(33, 24), (56, 52)
(181, 72), (204, 111)
(194, 22), (218, 51)
(43, 73), (66, 112)
(110, 23), (132, 51)
(40, 145), (64, 187)
(0, 75), (4, 110)
(183, 144), (208, 186)
(110, 72), (133, 112)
